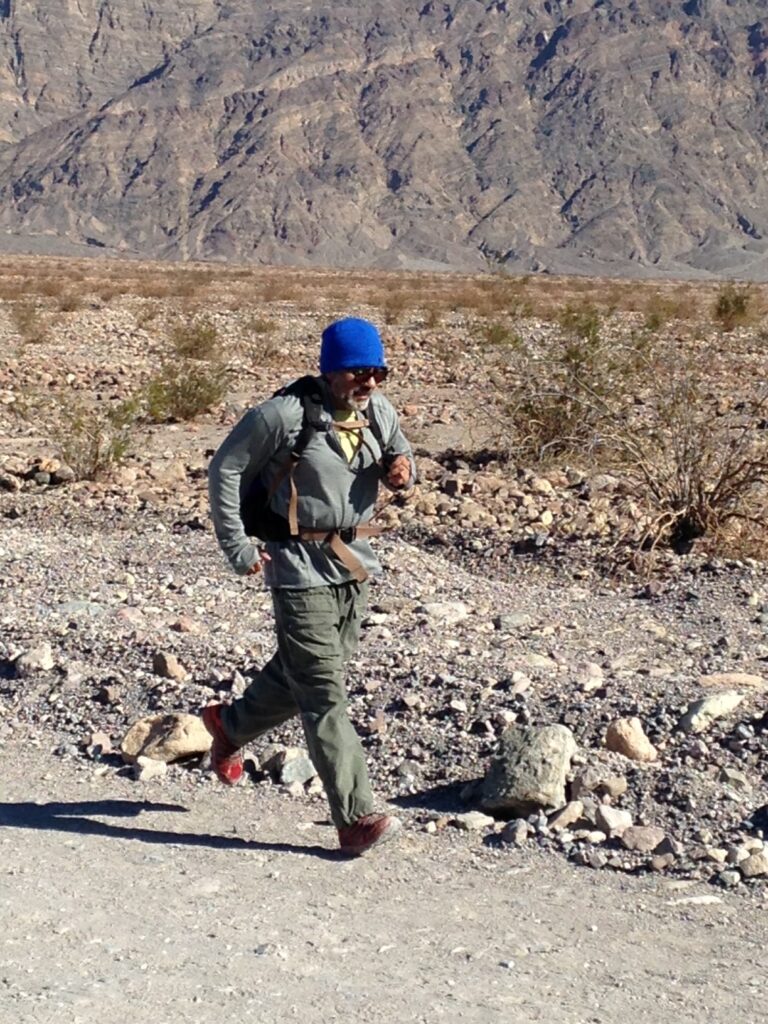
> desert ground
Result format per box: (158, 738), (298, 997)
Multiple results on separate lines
(1, 258), (766, 1022)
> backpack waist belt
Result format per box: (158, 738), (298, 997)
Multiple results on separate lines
(297, 525), (387, 583)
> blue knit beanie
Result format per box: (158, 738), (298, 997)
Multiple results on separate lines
(319, 317), (386, 374)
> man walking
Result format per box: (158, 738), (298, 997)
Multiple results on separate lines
(203, 317), (414, 855)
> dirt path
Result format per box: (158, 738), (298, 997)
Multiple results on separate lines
(1, 748), (764, 1024)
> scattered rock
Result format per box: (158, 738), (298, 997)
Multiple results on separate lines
(481, 724), (577, 816)
(595, 805), (633, 837)
(604, 717), (658, 762)
(739, 851), (768, 878)
(133, 755), (168, 781)
(120, 712), (212, 764)
(453, 811), (495, 831)
(621, 825), (666, 853)
(261, 747), (317, 785)
(548, 801), (584, 832)
(151, 651), (190, 682)
(678, 691), (745, 734)
(15, 643), (55, 676)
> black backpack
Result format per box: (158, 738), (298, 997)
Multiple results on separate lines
(239, 376), (384, 542)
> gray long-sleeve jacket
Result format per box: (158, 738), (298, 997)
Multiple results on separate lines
(207, 377), (415, 588)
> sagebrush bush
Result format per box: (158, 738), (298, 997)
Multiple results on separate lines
(169, 316), (220, 359)
(609, 378), (768, 555)
(712, 283), (753, 332)
(495, 305), (650, 462)
(144, 359), (228, 422)
(16, 392), (140, 480)
(11, 301), (49, 344)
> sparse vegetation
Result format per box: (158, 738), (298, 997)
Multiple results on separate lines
(169, 316), (220, 360)
(610, 378), (768, 557)
(15, 391), (140, 480)
(143, 359), (229, 422)
(10, 301), (49, 345)
(712, 282), (754, 332)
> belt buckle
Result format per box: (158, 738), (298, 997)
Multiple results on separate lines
(338, 527), (356, 543)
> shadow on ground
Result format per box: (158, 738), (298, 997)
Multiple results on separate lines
(391, 779), (479, 815)
(0, 798), (342, 860)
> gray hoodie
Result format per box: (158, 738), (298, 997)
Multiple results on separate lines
(208, 377), (415, 588)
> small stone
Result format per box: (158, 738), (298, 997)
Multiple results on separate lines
(15, 643), (55, 676)
(726, 845), (750, 865)
(718, 869), (742, 888)
(604, 717), (658, 762)
(679, 691), (745, 734)
(585, 830), (608, 844)
(453, 811), (495, 832)
(133, 756), (168, 782)
(595, 805), (633, 837)
(500, 819), (529, 846)
(121, 712), (212, 763)
(651, 853), (676, 872)
(586, 850), (607, 869)
(621, 825), (666, 853)
(548, 801), (584, 832)
(261, 747), (317, 785)
(698, 672), (766, 690)
(170, 615), (205, 635)
(151, 651), (189, 682)
(419, 601), (470, 625)
(739, 851), (768, 878)
(481, 724), (577, 815)
(719, 767), (751, 791)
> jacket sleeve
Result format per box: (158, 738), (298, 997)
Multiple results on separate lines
(207, 405), (288, 575)
(372, 394), (417, 490)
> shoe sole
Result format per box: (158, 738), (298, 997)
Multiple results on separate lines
(340, 816), (402, 856)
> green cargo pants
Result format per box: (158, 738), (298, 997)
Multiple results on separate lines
(221, 580), (373, 829)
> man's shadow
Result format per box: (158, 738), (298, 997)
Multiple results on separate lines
(0, 798), (342, 860)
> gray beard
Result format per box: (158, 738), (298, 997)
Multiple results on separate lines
(343, 395), (370, 412)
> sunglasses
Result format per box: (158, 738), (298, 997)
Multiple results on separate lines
(347, 366), (389, 383)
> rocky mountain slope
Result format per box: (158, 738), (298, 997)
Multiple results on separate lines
(0, 2), (767, 273)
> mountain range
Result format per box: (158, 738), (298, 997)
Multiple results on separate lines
(0, 0), (767, 278)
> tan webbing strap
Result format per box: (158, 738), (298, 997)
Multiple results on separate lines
(287, 469), (300, 536)
(297, 524), (390, 583)
(328, 532), (368, 583)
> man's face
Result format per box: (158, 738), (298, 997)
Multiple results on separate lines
(325, 368), (387, 412)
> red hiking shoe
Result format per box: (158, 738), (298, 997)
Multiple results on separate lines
(201, 704), (244, 785)
(338, 814), (402, 856)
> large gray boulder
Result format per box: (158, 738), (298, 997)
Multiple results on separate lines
(480, 724), (577, 817)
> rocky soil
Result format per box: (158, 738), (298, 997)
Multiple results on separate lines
(1, 268), (767, 901)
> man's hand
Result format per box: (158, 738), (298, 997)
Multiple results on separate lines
(246, 548), (272, 575)
(386, 454), (412, 489)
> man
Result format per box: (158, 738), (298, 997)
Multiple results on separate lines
(203, 317), (414, 855)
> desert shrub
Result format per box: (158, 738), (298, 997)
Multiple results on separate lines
(135, 303), (161, 329)
(169, 316), (220, 360)
(58, 292), (84, 313)
(247, 316), (277, 336)
(712, 283), (753, 332)
(380, 290), (410, 324)
(610, 379), (768, 555)
(10, 301), (49, 344)
(495, 305), (642, 461)
(481, 322), (517, 347)
(144, 359), (229, 422)
(239, 316), (282, 366)
(16, 392), (140, 480)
